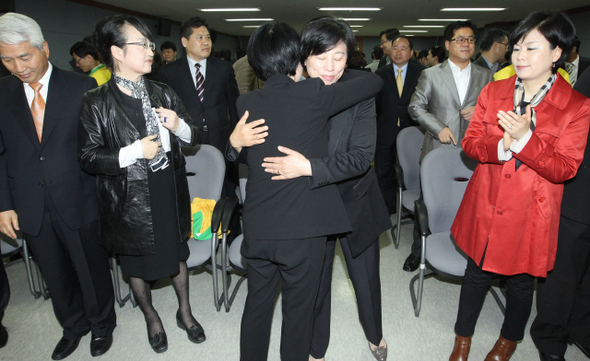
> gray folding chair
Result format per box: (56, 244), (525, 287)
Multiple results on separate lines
(391, 126), (425, 248)
(1, 233), (47, 299)
(410, 148), (505, 317)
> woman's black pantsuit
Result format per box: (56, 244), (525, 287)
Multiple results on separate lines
(234, 70), (383, 361)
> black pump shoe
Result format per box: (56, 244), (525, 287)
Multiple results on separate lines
(176, 311), (206, 344)
(148, 332), (168, 353)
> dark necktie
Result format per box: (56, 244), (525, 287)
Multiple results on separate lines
(195, 63), (204, 103)
(515, 102), (534, 170)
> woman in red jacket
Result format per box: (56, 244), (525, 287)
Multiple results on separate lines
(448, 11), (590, 361)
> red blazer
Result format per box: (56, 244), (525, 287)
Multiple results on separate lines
(451, 74), (590, 277)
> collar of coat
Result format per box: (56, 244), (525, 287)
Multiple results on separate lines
(495, 73), (571, 111)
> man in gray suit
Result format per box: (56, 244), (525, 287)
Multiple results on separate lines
(409, 20), (493, 162)
(403, 21), (493, 272)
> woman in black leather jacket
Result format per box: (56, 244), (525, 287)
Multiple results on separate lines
(78, 15), (202, 353)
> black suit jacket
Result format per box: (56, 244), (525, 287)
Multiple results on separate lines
(308, 72), (391, 256)
(375, 62), (425, 146)
(0, 66), (98, 236)
(237, 71), (382, 240)
(561, 66), (590, 225)
(157, 56), (239, 151)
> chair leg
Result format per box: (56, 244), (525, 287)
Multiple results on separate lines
(110, 257), (130, 308)
(394, 186), (403, 249)
(21, 242), (41, 299)
(211, 234), (222, 312)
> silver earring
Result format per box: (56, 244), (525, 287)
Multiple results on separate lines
(552, 62), (556, 69)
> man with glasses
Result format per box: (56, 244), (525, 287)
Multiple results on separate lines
(70, 41), (111, 85)
(473, 29), (509, 73)
(378, 28), (400, 69)
(403, 21), (493, 273)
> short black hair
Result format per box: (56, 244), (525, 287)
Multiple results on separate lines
(180, 17), (208, 41)
(572, 36), (580, 53)
(70, 41), (100, 61)
(247, 22), (301, 81)
(372, 45), (383, 60)
(509, 11), (575, 73)
(93, 14), (153, 69)
(392, 35), (414, 50)
(444, 21), (477, 42)
(430, 45), (446, 63)
(300, 16), (356, 63)
(379, 28), (400, 42)
(160, 40), (177, 52)
(480, 28), (508, 52)
(417, 50), (428, 60)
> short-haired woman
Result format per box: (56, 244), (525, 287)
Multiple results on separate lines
(449, 11), (590, 361)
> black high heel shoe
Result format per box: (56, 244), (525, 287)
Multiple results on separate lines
(176, 311), (206, 344)
(148, 332), (168, 353)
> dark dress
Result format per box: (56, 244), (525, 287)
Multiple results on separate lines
(110, 84), (189, 281)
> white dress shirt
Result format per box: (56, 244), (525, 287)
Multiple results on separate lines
(187, 55), (207, 88)
(24, 63), (52, 106)
(448, 59), (471, 105)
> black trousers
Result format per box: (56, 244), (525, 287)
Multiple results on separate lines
(531, 215), (590, 356)
(455, 256), (535, 341)
(310, 236), (382, 358)
(25, 199), (116, 340)
(0, 260), (8, 323)
(240, 237), (326, 361)
(375, 140), (398, 214)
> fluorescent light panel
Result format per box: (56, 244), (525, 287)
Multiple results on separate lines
(440, 8), (506, 11)
(225, 18), (274, 22)
(199, 8), (261, 12)
(339, 18), (371, 21)
(349, 25), (364, 28)
(242, 25), (262, 28)
(418, 18), (469, 22)
(403, 25), (444, 28)
(318, 7), (381, 11)
(399, 30), (428, 33)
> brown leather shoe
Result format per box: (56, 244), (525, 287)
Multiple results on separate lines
(484, 335), (517, 361)
(449, 335), (471, 361)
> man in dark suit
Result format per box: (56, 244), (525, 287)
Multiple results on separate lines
(472, 28), (509, 73)
(530, 67), (590, 361)
(565, 36), (590, 87)
(0, 13), (115, 360)
(158, 16), (239, 152)
(375, 35), (425, 215)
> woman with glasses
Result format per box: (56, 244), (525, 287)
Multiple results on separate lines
(449, 11), (590, 361)
(78, 15), (202, 353)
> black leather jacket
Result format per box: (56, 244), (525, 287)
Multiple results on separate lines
(78, 78), (199, 255)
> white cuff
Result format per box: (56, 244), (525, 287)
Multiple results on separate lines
(119, 140), (143, 168)
(498, 139), (513, 161)
(173, 118), (192, 143)
(510, 129), (533, 154)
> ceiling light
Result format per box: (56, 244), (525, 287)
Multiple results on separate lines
(318, 7), (381, 11)
(225, 18), (274, 22)
(440, 8), (507, 11)
(349, 25), (364, 28)
(242, 25), (262, 28)
(352, 30), (359, 33)
(339, 18), (371, 21)
(418, 19), (469, 22)
(403, 25), (444, 28)
(199, 8), (261, 12)
(399, 30), (428, 33)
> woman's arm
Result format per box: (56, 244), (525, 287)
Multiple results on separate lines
(317, 70), (383, 118)
(261, 98), (376, 187)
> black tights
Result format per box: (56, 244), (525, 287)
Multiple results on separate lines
(455, 257), (535, 341)
(129, 261), (196, 337)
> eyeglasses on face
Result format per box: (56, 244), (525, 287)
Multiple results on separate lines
(450, 37), (476, 44)
(125, 41), (156, 51)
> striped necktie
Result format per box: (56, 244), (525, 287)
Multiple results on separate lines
(30, 82), (45, 142)
(195, 63), (204, 103)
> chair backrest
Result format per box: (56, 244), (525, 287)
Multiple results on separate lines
(237, 163), (248, 204)
(0, 233), (23, 257)
(396, 126), (426, 191)
(420, 148), (478, 233)
(184, 144), (226, 201)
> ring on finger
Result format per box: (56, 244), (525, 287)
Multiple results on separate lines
(276, 169), (280, 175)
(508, 125), (513, 129)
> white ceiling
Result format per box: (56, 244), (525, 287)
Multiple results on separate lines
(93, 0), (589, 37)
